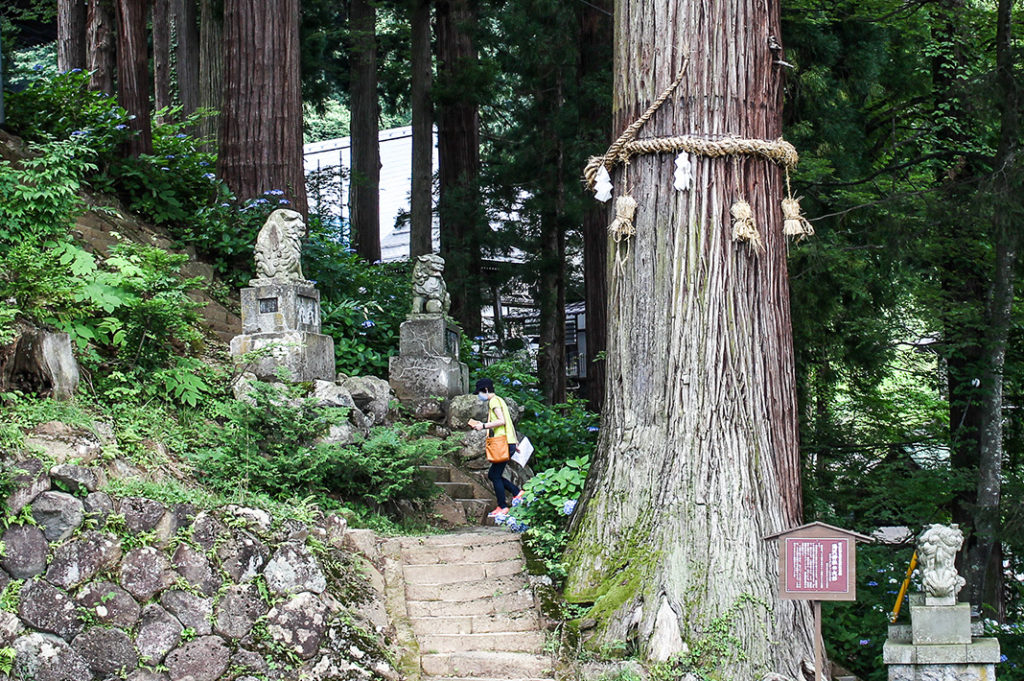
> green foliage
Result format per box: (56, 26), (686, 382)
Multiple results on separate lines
(475, 358), (599, 471)
(501, 455), (589, 580)
(304, 219), (412, 378)
(0, 646), (13, 675)
(192, 381), (438, 505)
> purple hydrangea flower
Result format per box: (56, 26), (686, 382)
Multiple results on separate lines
(563, 499), (577, 516)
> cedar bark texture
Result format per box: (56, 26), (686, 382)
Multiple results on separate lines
(173, 0), (201, 118)
(198, 0), (223, 149)
(435, 0), (482, 338)
(57, 0), (89, 72)
(87, 0), (116, 95)
(409, 0), (434, 259)
(152, 0), (172, 118)
(563, 0), (813, 673)
(349, 0), (382, 263)
(219, 0), (308, 214)
(115, 0), (153, 157)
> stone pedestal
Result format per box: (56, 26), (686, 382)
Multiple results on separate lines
(388, 315), (469, 420)
(884, 595), (1000, 681)
(230, 279), (335, 382)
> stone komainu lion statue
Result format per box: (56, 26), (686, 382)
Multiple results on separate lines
(918, 524), (966, 599)
(411, 254), (450, 315)
(254, 209), (306, 281)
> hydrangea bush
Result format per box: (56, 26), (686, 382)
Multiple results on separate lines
(494, 455), (589, 580)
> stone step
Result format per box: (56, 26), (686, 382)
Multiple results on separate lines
(459, 499), (492, 524)
(405, 574), (529, 602)
(419, 631), (547, 654)
(420, 652), (552, 679)
(399, 531), (519, 550)
(402, 538), (523, 566)
(406, 589), (535, 618)
(411, 610), (540, 636)
(403, 558), (525, 585)
(420, 466), (452, 483)
(436, 482), (475, 499)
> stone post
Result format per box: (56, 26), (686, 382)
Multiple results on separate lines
(883, 525), (1001, 681)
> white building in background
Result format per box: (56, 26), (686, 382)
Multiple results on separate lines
(302, 126), (439, 262)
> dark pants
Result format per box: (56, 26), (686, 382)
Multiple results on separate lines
(488, 443), (520, 508)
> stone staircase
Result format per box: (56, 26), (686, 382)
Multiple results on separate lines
(384, 530), (554, 681)
(420, 464), (497, 526)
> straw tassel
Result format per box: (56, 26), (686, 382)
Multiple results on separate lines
(730, 199), (762, 249)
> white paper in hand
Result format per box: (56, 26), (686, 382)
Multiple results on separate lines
(512, 437), (534, 467)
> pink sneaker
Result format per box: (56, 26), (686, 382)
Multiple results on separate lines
(511, 492), (525, 507)
(487, 507), (509, 518)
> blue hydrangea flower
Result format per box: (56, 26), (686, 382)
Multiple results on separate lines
(175, 133), (187, 138)
(361, 319), (375, 328)
(511, 379), (522, 386)
(253, 198), (269, 205)
(265, 189), (285, 196)
(199, 161), (209, 166)
(867, 581), (878, 586)
(859, 640), (870, 646)
(280, 199), (290, 205)
(71, 130), (87, 136)
(115, 124), (128, 130)
(203, 173), (216, 180)
(69, 68), (82, 73)
(1000, 655), (1008, 663)
(166, 154), (175, 159)
(160, 167), (170, 171)
(33, 64), (43, 71)
(563, 499), (577, 516)
(587, 426), (600, 432)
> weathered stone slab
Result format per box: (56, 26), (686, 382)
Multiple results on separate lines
(263, 542), (327, 595)
(13, 632), (92, 681)
(240, 280), (322, 334)
(50, 463), (99, 493)
(120, 546), (176, 601)
(45, 530), (122, 588)
(389, 355), (469, 412)
(398, 315), (462, 359)
(76, 580), (141, 628)
(217, 530), (268, 583)
(120, 496), (167, 533)
(172, 542), (221, 596)
(165, 636), (231, 681)
(18, 579), (81, 639)
(213, 584), (268, 638)
(910, 604), (972, 645)
(30, 490), (84, 542)
(266, 591), (331, 660)
(72, 626), (139, 675)
(230, 330), (335, 382)
(1, 524), (48, 578)
(342, 375), (393, 425)
(161, 590), (213, 636)
(83, 491), (114, 526)
(6, 458), (50, 513)
(137, 603), (184, 663)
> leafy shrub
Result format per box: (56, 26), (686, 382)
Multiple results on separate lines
(475, 357), (600, 471)
(193, 381), (439, 504)
(304, 218), (412, 377)
(499, 454), (589, 579)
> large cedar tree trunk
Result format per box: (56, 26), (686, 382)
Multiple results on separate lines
(219, 0), (308, 214)
(349, 0), (382, 262)
(435, 0), (482, 338)
(578, 0), (611, 411)
(198, 0), (224, 149)
(57, 0), (89, 72)
(115, 0), (153, 157)
(86, 0), (116, 95)
(173, 0), (201, 118)
(563, 0), (813, 673)
(409, 0), (434, 258)
(152, 0), (172, 119)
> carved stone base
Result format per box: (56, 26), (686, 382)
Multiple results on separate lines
(388, 355), (469, 420)
(240, 281), (322, 335)
(398, 315), (462, 359)
(887, 663), (997, 681)
(230, 331), (335, 382)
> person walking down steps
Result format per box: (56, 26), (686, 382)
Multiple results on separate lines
(469, 378), (524, 518)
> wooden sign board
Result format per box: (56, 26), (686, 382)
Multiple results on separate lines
(765, 522), (873, 602)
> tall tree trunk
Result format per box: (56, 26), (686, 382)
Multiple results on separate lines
(563, 0), (813, 673)
(86, 0), (116, 95)
(409, 0), (434, 258)
(349, 0), (381, 262)
(173, 0), (201, 118)
(578, 0), (611, 411)
(198, 0), (223, 149)
(435, 0), (482, 338)
(115, 0), (153, 157)
(537, 74), (567, 406)
(152, 0), (172, 120)
(57, 0), (89, 72)
(219, 0), (308, 214)
(962, 0), (1018, 616)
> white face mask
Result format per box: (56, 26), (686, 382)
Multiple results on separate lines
(478, 392), (489, 401)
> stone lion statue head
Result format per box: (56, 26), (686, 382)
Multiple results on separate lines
(254, 208), (306, 281)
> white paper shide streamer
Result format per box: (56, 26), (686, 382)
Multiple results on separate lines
(594, 166), (613, 203)
(673, 152), (693, 191)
